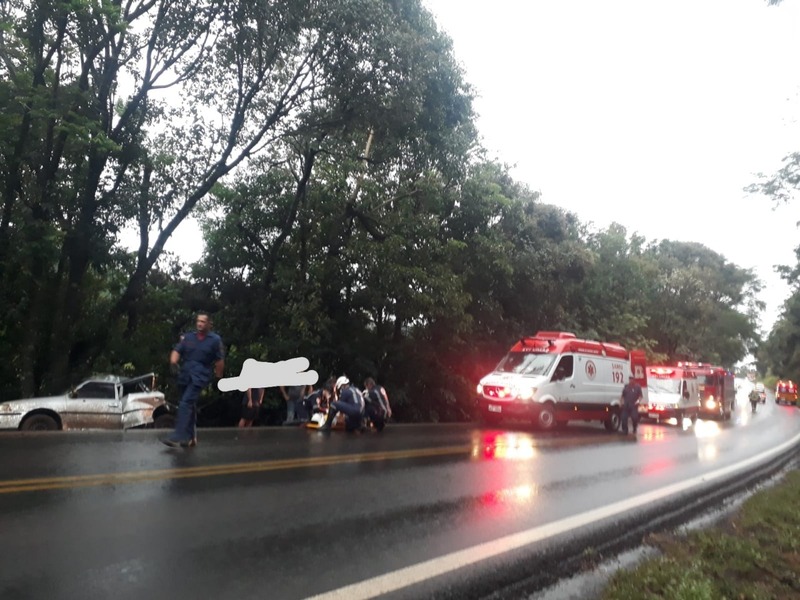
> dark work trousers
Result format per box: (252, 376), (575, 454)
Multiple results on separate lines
(365, 402), (386, 431)
(620, 402), (639, 434)
(330, 400), (364, 431)
(169, 383), (202, 442)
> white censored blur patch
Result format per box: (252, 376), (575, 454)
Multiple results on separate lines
(217, 357), (319, 392)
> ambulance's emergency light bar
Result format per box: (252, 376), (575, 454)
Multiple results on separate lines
(649, 367), (675, 376)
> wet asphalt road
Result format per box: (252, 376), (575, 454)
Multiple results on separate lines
(1, 398), (799, 600)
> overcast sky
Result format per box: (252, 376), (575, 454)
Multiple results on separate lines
(156, 1), (800, 333)
(422, 0), (800, 332)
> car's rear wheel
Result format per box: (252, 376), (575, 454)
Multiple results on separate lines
(20, 414), (59, 431)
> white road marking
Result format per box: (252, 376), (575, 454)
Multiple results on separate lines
(308, 432), (800, 600)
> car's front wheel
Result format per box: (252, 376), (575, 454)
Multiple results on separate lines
(153, 413), (176, 429)
(20, 414), (59, 431)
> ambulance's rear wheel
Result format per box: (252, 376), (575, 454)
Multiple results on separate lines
(604, 410), (620, 432)
(536, 404), (556, 431)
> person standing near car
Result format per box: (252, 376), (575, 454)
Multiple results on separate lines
(162, 311), (225, 448)
(238, 387), (264, 428)
(280, 383), (311, 425)
(620, 374), (643, 435)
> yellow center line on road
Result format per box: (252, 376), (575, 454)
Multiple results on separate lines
(0, 445), (473, 494)
(0, 433), (625, 494)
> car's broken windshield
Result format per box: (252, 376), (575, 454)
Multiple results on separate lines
(122, 373), (156, 395)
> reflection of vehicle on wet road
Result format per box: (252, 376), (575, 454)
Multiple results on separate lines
(639, 365), (701, 425)
(0, 373), (167, 431)
(476, 331), (647, 432)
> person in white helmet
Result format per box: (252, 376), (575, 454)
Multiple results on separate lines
(318, 375), (365, 431)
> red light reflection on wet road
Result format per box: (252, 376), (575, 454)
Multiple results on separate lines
(472, 432), (538, 461)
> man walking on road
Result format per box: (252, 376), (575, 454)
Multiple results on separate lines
(162, 312), (225, 448)
(620, 374), (643, 435)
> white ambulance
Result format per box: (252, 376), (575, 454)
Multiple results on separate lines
(638, 365), (702, 424)
(476, 331), (647, 431)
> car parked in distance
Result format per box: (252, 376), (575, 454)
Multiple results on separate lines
(0, 373), (170, 431)
(755, 382), (767, 404)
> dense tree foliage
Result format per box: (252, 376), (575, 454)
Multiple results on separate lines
(0, 0), (475, 397)
(0, 0), (765, 422)
(756, 244), (800, 381)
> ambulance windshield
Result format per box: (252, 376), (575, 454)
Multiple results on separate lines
(495, 352), (556, 376)
(648, 378), (681, 394)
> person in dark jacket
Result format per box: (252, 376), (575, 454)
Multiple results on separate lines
(318, 376), (364, 432)
(620, 374), (643, 435)
(162, 312), (225, 448)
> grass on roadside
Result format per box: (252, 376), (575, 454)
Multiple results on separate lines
(601, 470), (800, 599)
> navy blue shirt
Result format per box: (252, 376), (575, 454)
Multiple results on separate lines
(621, 382), (643, 407)
(174, 331), (224, 387)
(338, 386), (364, 412)
(306, 389), (328, 410)
(367, 385), (388, 410)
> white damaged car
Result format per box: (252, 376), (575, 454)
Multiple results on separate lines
(0, 373), (170, 431)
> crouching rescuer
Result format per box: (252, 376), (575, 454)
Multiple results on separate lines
(318, 376), (365, 431)
(364, 377), (391, 432)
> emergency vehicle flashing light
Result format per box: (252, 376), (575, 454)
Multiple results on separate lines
(649, 367), (675, 376)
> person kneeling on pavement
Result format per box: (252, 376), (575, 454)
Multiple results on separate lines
(318, 376), (364, 432)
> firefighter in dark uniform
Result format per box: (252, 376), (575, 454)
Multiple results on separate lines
(318, 376), (364, 431)
(363, 377), (392, 432)
(162, 312), (225, 447)
(620, 374), (643, 435)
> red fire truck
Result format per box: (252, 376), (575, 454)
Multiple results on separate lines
(476, 331), (647, 431)
(775, 380), (798, 406)
(681, 362), (735, 420)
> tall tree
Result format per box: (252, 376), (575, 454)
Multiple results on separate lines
(641, 240), (761, 365)
(0, 0), (476, 395)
